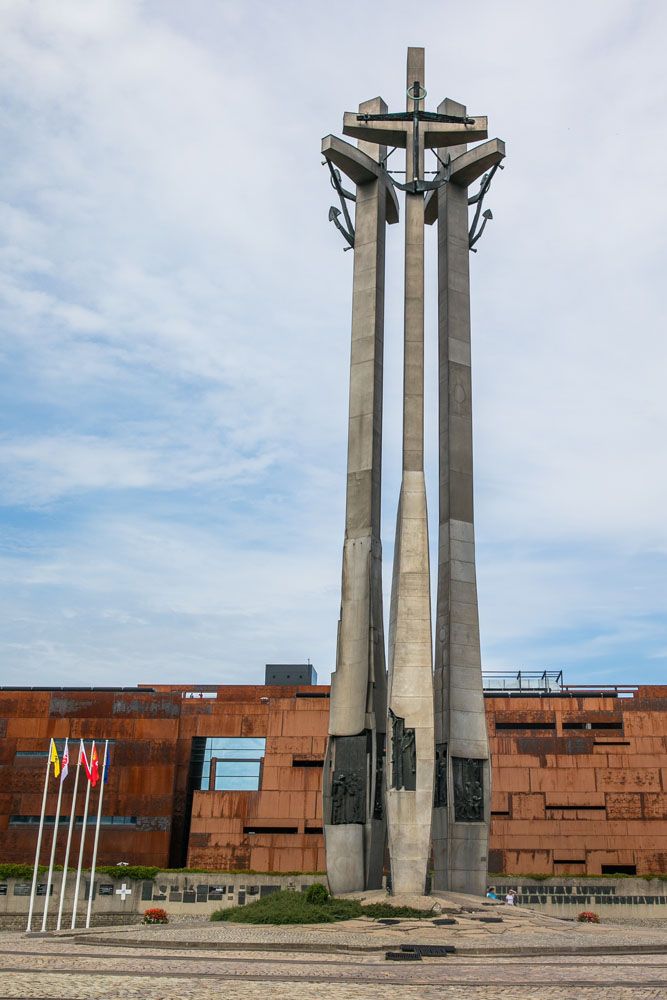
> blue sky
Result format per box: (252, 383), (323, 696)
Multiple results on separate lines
(1, 0), (666, 688)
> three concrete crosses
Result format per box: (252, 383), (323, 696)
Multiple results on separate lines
(322, 47), (506, 896)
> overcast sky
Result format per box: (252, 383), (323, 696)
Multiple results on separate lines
(0, 0), (666, 689)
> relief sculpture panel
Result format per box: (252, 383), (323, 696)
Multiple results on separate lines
(453, 757), (484, 822)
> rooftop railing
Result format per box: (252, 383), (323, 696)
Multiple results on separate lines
(482, 670), (564, 692)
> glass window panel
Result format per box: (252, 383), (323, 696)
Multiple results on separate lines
(205, 738), (265, 758)
(216, 762), (260, 778)
(215, 775), (261, 791)
(195, 738), (265, 790)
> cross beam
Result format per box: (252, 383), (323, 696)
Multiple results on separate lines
(342, 113), (488, 151)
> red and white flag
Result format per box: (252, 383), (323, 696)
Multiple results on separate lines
(90, 743), (100, 788)
(61, 739), (69, 782)
(79, 741), (91, 781)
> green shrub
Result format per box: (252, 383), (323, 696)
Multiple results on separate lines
(210, 890), (434, 925)
(0, 863), (157, 882)
(0, 864), (44, 880)
(96, 866), (159, 881)
(211, 890), (360, 924)
(305, 882), (329, 905)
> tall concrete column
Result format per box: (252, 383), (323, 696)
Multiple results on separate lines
(322, 102), (399, 893)
(385, 47), (434, 897)
(430, 101), (505, 894)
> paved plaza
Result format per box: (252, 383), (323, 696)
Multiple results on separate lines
(1, 906), (666, 1000)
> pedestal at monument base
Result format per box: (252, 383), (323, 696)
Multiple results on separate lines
(323, 824), (364, 895)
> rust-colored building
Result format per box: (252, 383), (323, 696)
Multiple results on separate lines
(0, 672), (665, 876)
(487, 681), (667, 876)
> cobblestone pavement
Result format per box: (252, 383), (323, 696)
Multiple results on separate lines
(0, 927), (665, 999)
(62, 906), (667, 954)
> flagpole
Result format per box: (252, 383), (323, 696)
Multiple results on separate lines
(85, 740), (108, 930)
(40, 759), (65, 932)
(26, 741), (52, 933)
(71, 742), (92, 930)
(56, 743), (81, 931)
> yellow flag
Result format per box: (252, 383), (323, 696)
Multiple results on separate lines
(49, 739), (60, 779)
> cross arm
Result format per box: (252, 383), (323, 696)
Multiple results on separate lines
(424, 117), (488, 148)
(448, 138), (505, 186)
(342, 113), (408, 147)
(424, 138), (506, 225)
(342, 112), (488, 149)
(321, 134), (400, 225)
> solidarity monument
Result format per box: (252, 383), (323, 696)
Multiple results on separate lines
(322, 48), (505, 896)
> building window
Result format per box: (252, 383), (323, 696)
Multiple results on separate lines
(494, 721), (556, 731)
(15, 739), (116, 760)
(563, 721), (623, 731)
(9, 815), (137, 826)
(243, 825), (298, 835)
(198, 738), (266, 792)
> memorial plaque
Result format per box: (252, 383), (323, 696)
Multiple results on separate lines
(452, 758), (484, 822)
(389, 711), (416, 791)
(373, 732), (385, 820)
(14, 883), (31, 896)
(434, 743), (447, 807)
(331, 732), (368, 825)
(141, 882), (153, 901)
(98, 884), (114, 896)
(183, 889), (196, 903)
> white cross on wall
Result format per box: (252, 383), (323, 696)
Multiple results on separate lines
(116, 883), (132, 901)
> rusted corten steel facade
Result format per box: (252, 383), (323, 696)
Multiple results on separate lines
(0, 683), (665, 875)
(0, 684), (329, 873)
(174, 685), (328, 872)
(487, 686), (667, 876)
(0, 688), (182, 868)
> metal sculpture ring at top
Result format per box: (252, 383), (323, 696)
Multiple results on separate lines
(406, 85), (427, 101)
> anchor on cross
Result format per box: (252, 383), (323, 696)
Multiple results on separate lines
(115, 883), (132, 901)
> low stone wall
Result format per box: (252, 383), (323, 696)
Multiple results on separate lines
(490, 877), (667, 920)
(2, 871), (326, 930)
